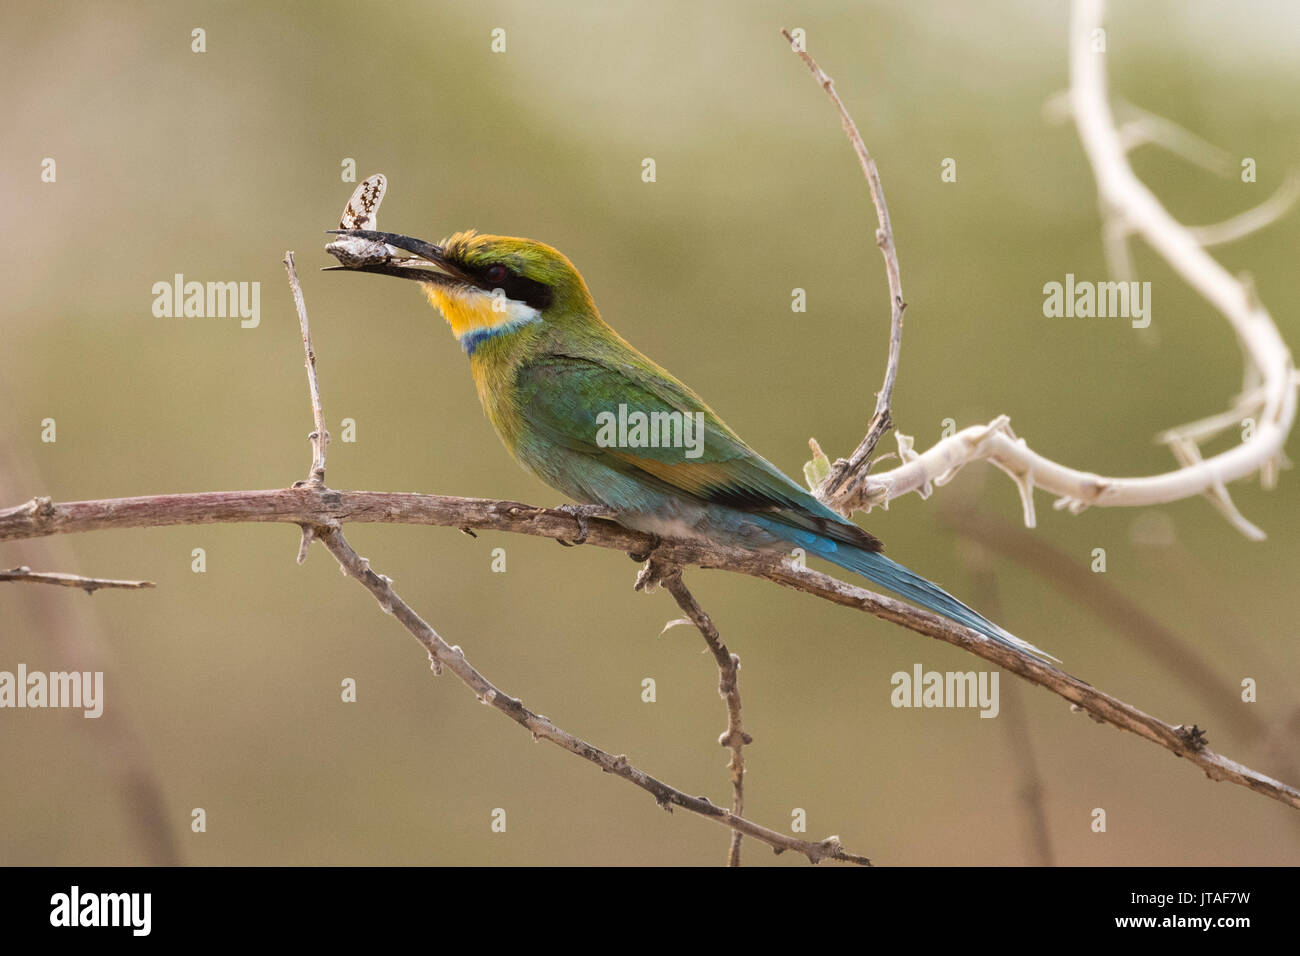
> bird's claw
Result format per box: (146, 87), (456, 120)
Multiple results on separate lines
(555, 504), (611, 546)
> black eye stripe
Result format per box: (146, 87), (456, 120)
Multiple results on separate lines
(470, 264), (554, 311)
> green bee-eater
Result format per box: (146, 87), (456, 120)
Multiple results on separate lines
(328, 227), (1052, 661)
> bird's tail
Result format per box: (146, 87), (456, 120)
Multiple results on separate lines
(812, 541), (1058, 662)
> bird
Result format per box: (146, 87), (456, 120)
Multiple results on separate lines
(327, 226), (1054, 662)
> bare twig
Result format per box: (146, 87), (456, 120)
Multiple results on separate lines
(0, 566), (155, 594)
(285, 250), (330, 564)
(284, 251), (328, 485)
(782, 28), (905, 493)
(3, 484), (1296, 811)
(659, 566), (752, 866)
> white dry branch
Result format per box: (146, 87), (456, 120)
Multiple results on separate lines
(814, 0), (1297, 542)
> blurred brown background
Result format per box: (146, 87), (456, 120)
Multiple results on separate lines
(2, 0), (1298, 865)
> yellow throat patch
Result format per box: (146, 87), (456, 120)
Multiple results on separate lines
(424, 284), (535, 341)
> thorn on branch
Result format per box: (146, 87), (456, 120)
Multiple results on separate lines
(296, 525), (315, 565)
(1175, 724), (1210, 752)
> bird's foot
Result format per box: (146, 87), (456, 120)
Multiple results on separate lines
(626, 530), (660, 567)
(627, 531), (662, 564)
(554, 503), (613, 546)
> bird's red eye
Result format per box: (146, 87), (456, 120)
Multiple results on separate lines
(485, 264), (508, 285)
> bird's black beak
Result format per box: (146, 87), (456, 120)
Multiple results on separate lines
(323, 230), (472, 288)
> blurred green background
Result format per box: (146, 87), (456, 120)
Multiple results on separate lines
(2, 0), (1298, 865)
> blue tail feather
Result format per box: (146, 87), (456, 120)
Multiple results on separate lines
(785, 526), (1057, 662)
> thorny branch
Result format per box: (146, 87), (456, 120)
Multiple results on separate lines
(782, 28), (905, 495)
(4, 485), (1297, 812)
(659, 566), (752, 867)
(796, 2), (1296, 541)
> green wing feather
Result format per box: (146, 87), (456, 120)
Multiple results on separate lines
(512, 352), (882, 551)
